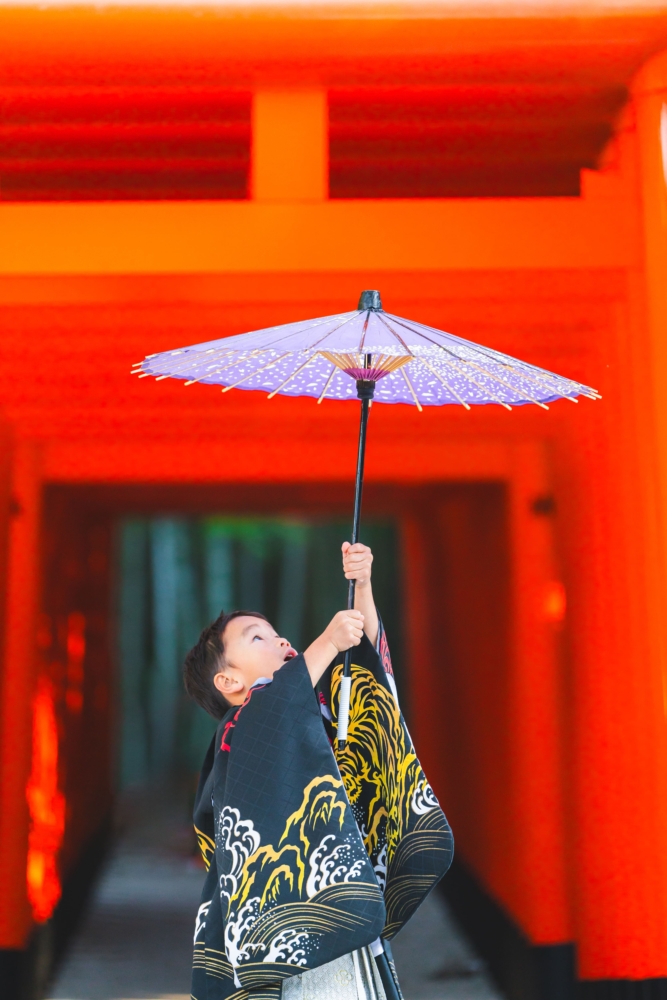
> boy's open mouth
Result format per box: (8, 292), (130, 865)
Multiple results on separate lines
(284, 649), (297, 661)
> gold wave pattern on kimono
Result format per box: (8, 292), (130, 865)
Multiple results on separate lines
(229, 775), (361, 907)
(331, 664), (421, 864)
(216, 774), (385, 982)
(331, 663), (454, 938)
(195, 826), (215, 871)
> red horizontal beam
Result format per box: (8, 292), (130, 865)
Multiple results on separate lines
(330, 141), (606, 163)
(329, 84), (627, 120)
(0, 121), (249, 143)
(0, 86), (251, 123)
(0, 156), (248, 173)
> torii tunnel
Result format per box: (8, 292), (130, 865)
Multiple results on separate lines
(2, 4), (667, 999)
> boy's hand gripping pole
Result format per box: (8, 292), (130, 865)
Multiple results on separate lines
(337, 362), (374, 750)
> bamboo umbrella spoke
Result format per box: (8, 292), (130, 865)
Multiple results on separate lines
(417, 357), (471, 409)
(222, 352), (292, 393)
(142, 348), (235, 379)
(400, 365), (423, 411)
(317, 365), (340, 404)
(376, 312), (414, 355)
(184, 351), (266, 386)
(436, 358), (512, 410)
(267, 355), (319, 399)
(463, 360), (549, 409)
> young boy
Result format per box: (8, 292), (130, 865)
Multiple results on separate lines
(184, 542), (453, 1000)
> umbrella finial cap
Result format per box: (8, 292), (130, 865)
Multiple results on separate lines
(358, 290), (383, 311)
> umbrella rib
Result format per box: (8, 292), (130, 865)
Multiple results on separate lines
(437, 357), (512, 409)
(376, 312), (414, 355)
(222, 352), (292, 393)
(306, 311), (365, 352)
(267, 355), (318, 399)
(184, 351), (264, 386)
(418, 357), (471, 409)
(508, 366), (580, 401)
(317, 365), (338, 404)
(140, 314), (354, 377)
(385, 314), (485, 368)
(390, 313), (514, 365)
(358, 310), (372, 353)
(466, 353), (596, 401)
(465, 347), (588, 399)
(141, 348), (236, 379)
(382, 314), (514, 408)
(400, 365), (423, 412)
(389, 312), (598, 399)
(465, 360), (549, 409)
(449, 361), (512, 409)
(245, 311), (359, 353)
(136, 312), (363, 383)
(155, 350), (250, 385)
(215, 311), (354, 353)
(147, 346), (235, 376)
(507, 363), (599, 399)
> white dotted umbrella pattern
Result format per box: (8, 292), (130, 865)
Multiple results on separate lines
(134, 305), (600, 410)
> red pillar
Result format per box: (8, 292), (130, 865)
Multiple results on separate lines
(403, 463), (571, 949)
(563, 53), (667, 980)
(504, 442), (571, 945)
(0, 439), (43, 948)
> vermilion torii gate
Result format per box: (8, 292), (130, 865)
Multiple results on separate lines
(1, 5), (667, 998)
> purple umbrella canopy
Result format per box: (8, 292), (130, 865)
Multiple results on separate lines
(135, 290), (599, 757)
(134, 290), (599, 409)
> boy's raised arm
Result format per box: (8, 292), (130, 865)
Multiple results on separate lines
(342, 542), (379, 647)
(302, 541), (379, 687)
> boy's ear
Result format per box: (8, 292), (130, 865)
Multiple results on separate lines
(213, 670), (243, 696)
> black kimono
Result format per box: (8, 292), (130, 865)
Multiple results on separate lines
(192, 621), (453, 1000)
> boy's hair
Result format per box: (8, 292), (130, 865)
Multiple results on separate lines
(183, 609), (269, 720)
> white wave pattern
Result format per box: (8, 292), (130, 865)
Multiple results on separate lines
(263, 928), (312, 965)
(217, 806), (261, 903)
(215, 804), (367, 970)
(373, 843), (388, 892)
(194, 900), (211, 944)
(224, 897), (265, 967)
(411, 779), (439, 816)
(306, 835), (366, 898)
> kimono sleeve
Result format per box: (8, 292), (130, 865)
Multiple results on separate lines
(331, 622), (454, 939)
(211, 655), (386, 993)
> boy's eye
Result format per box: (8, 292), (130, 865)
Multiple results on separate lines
(252, 635), (262, 641)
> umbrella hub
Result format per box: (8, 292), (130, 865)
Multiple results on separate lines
(357, 290), (383, 311)
(356, 378), (375, 401)
(319, 350), (412, 386)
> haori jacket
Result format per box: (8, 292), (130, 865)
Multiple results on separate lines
(191, 620), (454, 1000)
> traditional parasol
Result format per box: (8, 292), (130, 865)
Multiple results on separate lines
(135, 289), (598, 1000)
(134, 289), (599, 746)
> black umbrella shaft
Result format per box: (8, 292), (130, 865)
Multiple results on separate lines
(345, 395), (370, 668)
(338, 374), (374, 750)
(347, 397), (370, 602)
(375, 948), (404, 1000)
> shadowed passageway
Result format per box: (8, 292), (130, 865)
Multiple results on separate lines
(48, 513), (500, 1000)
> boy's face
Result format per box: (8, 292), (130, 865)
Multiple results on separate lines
(213, 616), (296, 706)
